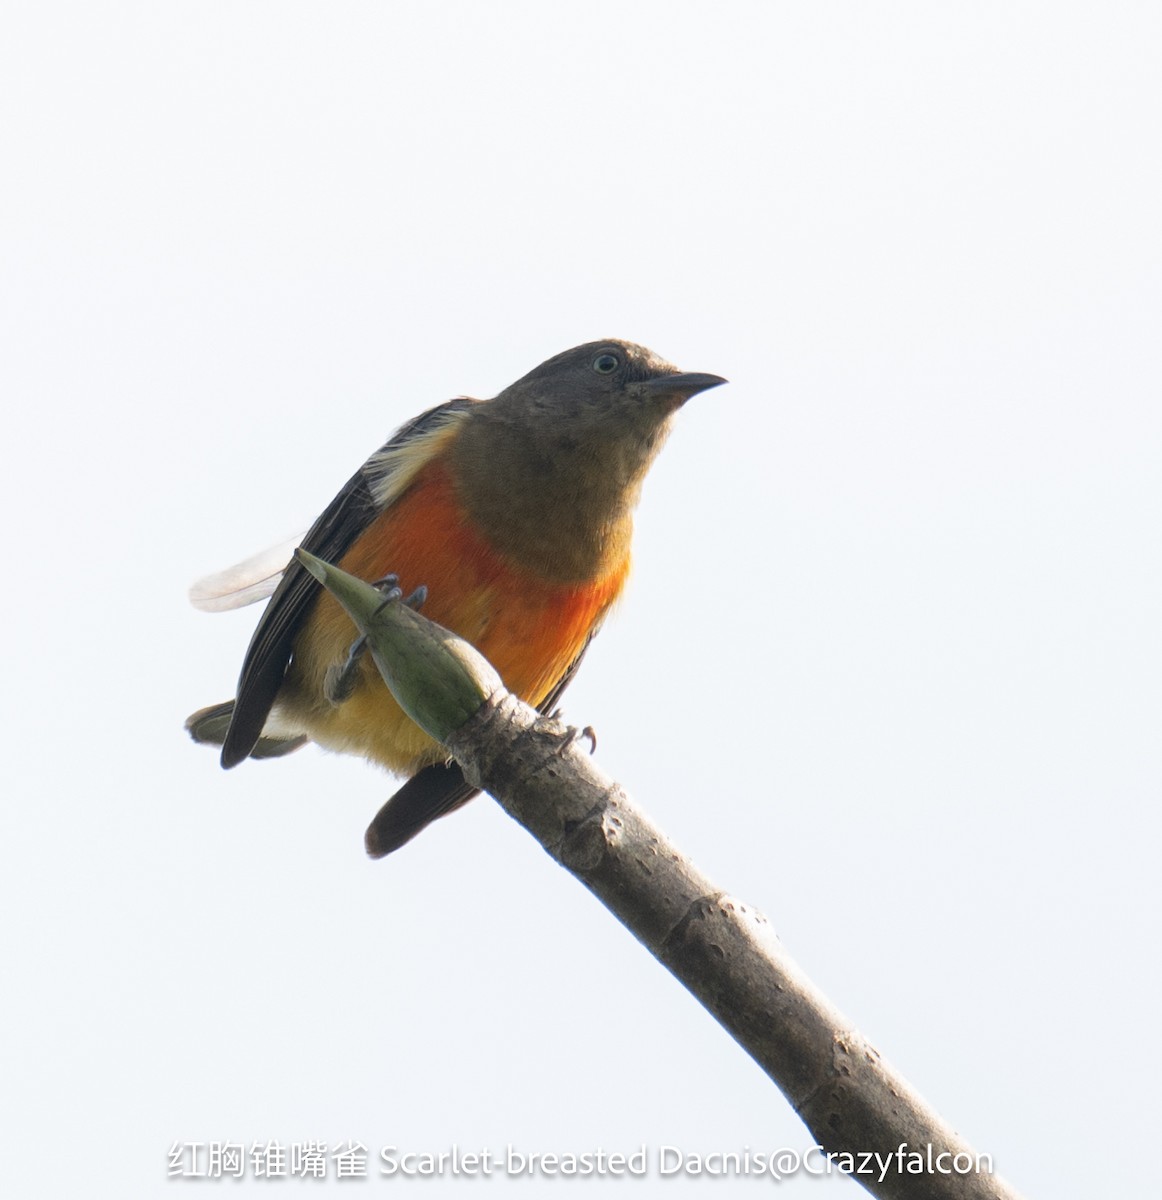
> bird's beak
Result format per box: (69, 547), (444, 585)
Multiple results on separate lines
(641, 371), (728, 400)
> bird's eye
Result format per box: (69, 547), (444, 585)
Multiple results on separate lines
(592, 353), (619, 375)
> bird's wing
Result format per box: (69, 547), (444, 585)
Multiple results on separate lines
(362, 631), (599, 857)
(220, 398), (474, 768)
(188, 533), (306, 612)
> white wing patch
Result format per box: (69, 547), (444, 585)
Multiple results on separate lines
(363, 405), (472, 509)
(188, 532), (305, 612)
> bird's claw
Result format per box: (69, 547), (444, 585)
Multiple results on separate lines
(558, 723), (598, 756)
(368, 574), (427, 617)
(371, 586), (403, 618)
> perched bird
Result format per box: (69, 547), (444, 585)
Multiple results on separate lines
(187, 339), (726, 856)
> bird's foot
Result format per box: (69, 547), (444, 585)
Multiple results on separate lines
(367, 573), (428, 617)
(324, 575), (429, 706)
(558, 723), (598, 756)
(368, 572), (403, 617)
(324, 635), (368, 706)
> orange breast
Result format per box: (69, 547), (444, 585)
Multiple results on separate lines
(284, 457), (629, 773)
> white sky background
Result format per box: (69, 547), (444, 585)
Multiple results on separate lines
(2, 2), (1159, 1195)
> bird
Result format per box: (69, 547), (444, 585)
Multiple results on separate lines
(186, 339), (726, 857)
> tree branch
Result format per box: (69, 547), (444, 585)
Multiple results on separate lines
(296, 549), (1025, 1200)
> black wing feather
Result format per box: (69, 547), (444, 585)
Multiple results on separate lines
(220, 399), (472, 768)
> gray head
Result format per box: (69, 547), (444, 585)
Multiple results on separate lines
(450, 339), (726, 582)
(497, 337), (725, 425)
(481, 338), (726, 489)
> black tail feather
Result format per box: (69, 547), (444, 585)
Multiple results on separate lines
(185, 700), (308, 760)
(364, 762), (480, 858)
